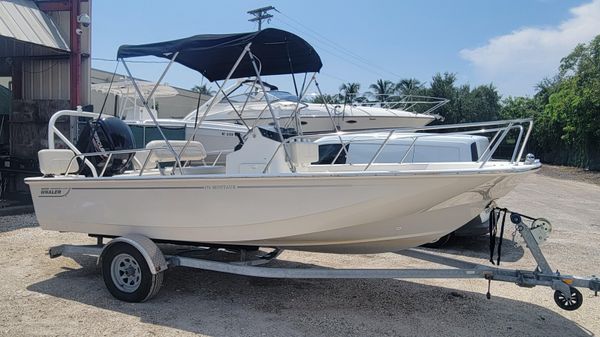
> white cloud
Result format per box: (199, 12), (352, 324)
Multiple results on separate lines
(460, 0), (600, 96)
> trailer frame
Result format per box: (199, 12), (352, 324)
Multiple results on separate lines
(48, 211), (600, 310)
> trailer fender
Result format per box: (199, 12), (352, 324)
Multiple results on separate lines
(99, 234), (167, 274)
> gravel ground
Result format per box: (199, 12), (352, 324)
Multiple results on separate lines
(0, 169), (599, 337)
(538, 164), (600, 186)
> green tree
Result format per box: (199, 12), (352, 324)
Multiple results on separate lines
(500, 96), (543, 159)
(543, 35), (600, 169)
(396, 78), (424, 96)
(534, 76), (561, 105)
(500, 35), (600, 169)
(368, 79), (395, 102)
(339, 82), (361, 103)
(467, 84), (501, 122)
(426, 72), (501, 124)
(500, 96), (540, 120)
(310, 94), (343, 104)
(427, 72), (459, 123)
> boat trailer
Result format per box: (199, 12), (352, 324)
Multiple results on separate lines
(49, 210), (599, 310)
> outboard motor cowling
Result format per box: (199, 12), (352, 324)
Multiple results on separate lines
(76, 116), (136, 176)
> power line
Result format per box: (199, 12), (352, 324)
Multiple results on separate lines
(274, 9), (405, 79)
(272, 17), (392, 79)
(276, 12), (398, 77)
(272, 17), (389, 78)
(319, 72), (351, 83)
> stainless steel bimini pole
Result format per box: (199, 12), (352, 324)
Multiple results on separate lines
(213, 80), (251, 131)
(187, 44), (253, 140)
(314, 76), (351, 164)
(175, 43), (254, 171)
(284, 73), (314, 134)
(121, 53), (183, 173)
(248, 51), (296, 172)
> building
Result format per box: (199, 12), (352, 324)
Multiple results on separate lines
(0, 0), (91, 199)
(90, 68), (207, 120)
(0, 0), (209, 201)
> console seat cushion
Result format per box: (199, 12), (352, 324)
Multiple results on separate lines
(145, 140), (207, 163)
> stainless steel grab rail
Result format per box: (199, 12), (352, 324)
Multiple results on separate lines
(263, 118), (535, 172)
(61, 147), (231, 177)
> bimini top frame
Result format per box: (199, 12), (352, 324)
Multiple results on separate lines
(116, 28), (324, 173)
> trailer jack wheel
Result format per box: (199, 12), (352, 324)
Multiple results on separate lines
(553, 287), (583, 311)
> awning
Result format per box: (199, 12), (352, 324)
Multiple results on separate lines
(117, 28), (322, 82)
(0, 0), (70, 57)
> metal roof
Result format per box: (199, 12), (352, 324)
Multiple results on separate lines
(0, 0), (70, 56)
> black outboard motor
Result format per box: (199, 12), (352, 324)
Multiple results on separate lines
(76, 116), (136, 176)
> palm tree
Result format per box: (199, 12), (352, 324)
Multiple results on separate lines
(368, 79), (395, 102)
(191, 84), (215, 96)
(396, 78), (424, 96)
(339, 82), (361, 103)
(310, 94), (343, 104)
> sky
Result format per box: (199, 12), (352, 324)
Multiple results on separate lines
(91, 0), (600, 98)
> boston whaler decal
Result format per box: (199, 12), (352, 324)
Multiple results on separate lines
(40, 187), (71, 197)
(202, 184), (237, 191)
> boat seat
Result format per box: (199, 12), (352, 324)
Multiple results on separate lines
(144, 140), (207, 165)
(38, 149), (79, 176)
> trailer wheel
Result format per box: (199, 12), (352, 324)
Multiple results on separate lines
(553, 287), (583, 311)
(101, 242), (163, 302)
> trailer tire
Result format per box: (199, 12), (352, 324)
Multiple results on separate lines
(101, 242), (163, 302)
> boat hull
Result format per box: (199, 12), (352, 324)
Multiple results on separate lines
(26, 170), (527, 253)
(207, 114), (435, 133)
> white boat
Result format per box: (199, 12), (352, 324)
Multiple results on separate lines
(92, 80), (180, 122)
(181, 79), (446, 133)
(125, 118), (246, 163)
(28, 119), (537, 253)
(26, 28), (540, 254)
(92, 80), (248, 160)
(123, 82), (444, 163)
(117, 79), (444, 160)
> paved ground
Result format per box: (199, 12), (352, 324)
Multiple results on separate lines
(0, 169), (599, 337)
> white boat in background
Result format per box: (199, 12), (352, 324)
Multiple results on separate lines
(124, 118), (246, 163)
(27, 28), (540, 254)
(183, 79), (446, 133)
(117, 78), (446, 160)
(92, 80), (179, 122)
(93, 80), (248, 160)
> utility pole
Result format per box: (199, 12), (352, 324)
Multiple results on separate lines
(247, 6), (276, 31)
